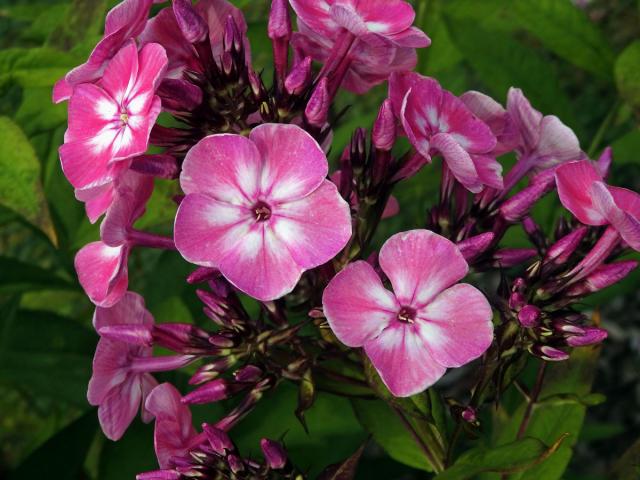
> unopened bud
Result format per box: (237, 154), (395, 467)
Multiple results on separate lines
(457, 232), (494, 262)
(261, 439), (288, 469)
(268, 0), (292, 40)
(305, 77), (330, 127)
(493, 248), (537, 268)
(518, 305), (541, 328)
(595, 146), (612, 179)
(372, 99), (396, 151)
(203, 424), (234, 454)
(285, 56), (312, 95)
(234, 364), (263, 383)
(500, 180), (553, 222)
(530, 344), (569, 361)
(461, 406), (477, 423)
(545, 227), (588, 266)
(227, 454), (245, 473)
(565, 327), (608, 347)
(189, 357), (237, 385)
(173, 0), (208, 44)
(583, 260), (638, 293)
(509, 292), (526, 311)
(182, 378), (233, 405)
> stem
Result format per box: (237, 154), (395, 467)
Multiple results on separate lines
(587, 100), (621, 158)
(392, 406), (445, 473)
(516, 361), (547, 439)
(128, 230), (176, 250)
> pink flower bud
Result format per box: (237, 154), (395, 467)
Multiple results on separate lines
(268, 0), (292, 40)
(182, 378), (232, 405)
(203, 424), (234, 454)
(457, 232), (494, 262)
(261, 438), (288, 469)
(518, 305), (541, 328)
(187, 267), (219, 285)
(461, 406), (477, 423)
(544, 227), (588, 266)
(509, 292), (526, 311)
(157, 79), (203, 112)
(584, 260), (638, 292)
(500, 179), (553, 222)
(137, 470), (181, 480)
(305, 77), (330, 127)
(285, 56), (312, 95)
(372, 99), (396, 151)
(227, 454), (245, 473)
(530, 345), (569, 361)
(493, 248), (537, 268)
(234, 365), (263, 383)
(566, 327), (608, 347)
(172, 0), (208, 44)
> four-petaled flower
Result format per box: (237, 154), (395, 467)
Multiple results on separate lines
(389, 72), (502, 193)
(555, 160), (640, 251)
(59, 40), (167, 190)
(174, 123), (352, 301)
(322, 229), (494, 397)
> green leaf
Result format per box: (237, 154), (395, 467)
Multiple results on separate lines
(0, 47), (79, 88)
(98, 420), (158, 480)
(512, 0), (614, 80)
(434, 435), (567, 480)
(0, 256), (75, 294)
(8, 409), (98, 480)
(613, 437), (640, 480)
(615, 41), (640, 110)
(0, 116), (57, 244)
(611, 129), (640, 165)
(444, 19), (579, 132)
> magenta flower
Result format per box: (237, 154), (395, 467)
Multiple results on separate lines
(59, 41), (167, 190)
(289, 0), (429, 48)
(145, 383), (201, 468)
(555, 160), (640, 251)
(88, 293), (193, 440)
(139, 0), (248, 78)
(322, 230), (494, 397)
(389, 72), (501, 193)
(75, 173), (154, 307)
(53, 0), (157, 103)
(174, 123), (352, 301)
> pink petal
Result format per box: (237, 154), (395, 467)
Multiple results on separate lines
(555, 160), (606, 225)
(439, 91), (496, 154)
(335, 0), (415, 35)
(415, 284), (493, 368)
(382, 195), (400, 218)
(52, 77), (73, 103)
(75, 242), (129, 307)
(330, 3), (368, 36)
(400, 89), (432, 159)
(272, 180), (352, 268)
(196, 0), (250, 58)
(104, 0), (153, 36)
(378, 230), (468, 308)
(609, 185), (640, 221)
(430, 133), (482, 193)
(290, 0), (336, 37)
(385, 26), (430, 48)
(250, 124), (328, 203)
(472, 154), (504, 190)
(130, 42), (168, 101)
(66, 84), (117, 142)
(101, 40), (139, 105)
(60, 136), (117, 189)
(364, 322), (446, 397)
(140, 374), (159, 423)
(111, 96), (162, 161)
(507, 88), (542, 151)
(322, 261), (399, 347)
(218, 225), (302, 301)
(534, 115), (581, 168)
(88, 339), (133, 405)
(98, 375), (142, 440)
(388, 71), (423, 117)
(591, 182), (640, 251)
(93, 291), (154, 331)
(174, 193), (253, 268)
(180, 134), (261, 204)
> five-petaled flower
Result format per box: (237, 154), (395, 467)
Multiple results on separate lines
(59, 40), (167, 191)
(389, 72), (502, 193)
(174, 123), (352, 301)
(322, 229), (494, 397)
(555, 160), (640, 251)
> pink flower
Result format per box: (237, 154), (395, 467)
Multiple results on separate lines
(322, 230), (494, 397)
(555, 160), (640, 251)
(53, 0), (157, 103)
(75, 173), (154, 307)
(389, 72), (501, 193)
(88, 293), (193, 440)
(174, 123), (352, 301)
(289, 0), (429, 48)
(139, 0), (248, 78)
(59, 41), (167, 190)
(145, 383), (200, 468)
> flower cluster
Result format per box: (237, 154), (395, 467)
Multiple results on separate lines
(55, 0), (639, 475)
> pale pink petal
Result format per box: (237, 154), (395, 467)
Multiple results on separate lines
(555, 160), (606, 225)
(250, 124), (328, 203)
(335, 0), (415, 35)
(507, 88), (543, 151)
(534, 115), (581, 168)
(609, 185), (640, 221)
(140, 374), (159, 423)
(112, 96), (162, 160)
(75, 242), (129, 307)
(322, 261), (399, 347)
(93, 291), (153, 331)
(180, 134), (261, 204)
(101, 40), (140, 106)
(271, 181), (351, 268)
(88, 339), (132, 405)
(415, 284), (493, 368)
(364, 322), (446, 397)
(330, 3), (368, 36)
(472, 154), (504, 190)
(460, 91), (505, 126)
(431, 133), (483, 193)
(98, 375), (142, 440)
(379, 230), (468, 308)
(592, 182), (640, 251)
(66, 84), (117, 142)
(290, 0), (336, 37)
(218, 225), (302, 301)
(400, 89), (432, 159)
(385, 26), (430, 48)
(439, 91), (496, 154)
(174, 193), (252, 268)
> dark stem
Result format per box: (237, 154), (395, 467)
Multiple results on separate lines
(516, 360), (547, 439)
(392, 406), (445, 473)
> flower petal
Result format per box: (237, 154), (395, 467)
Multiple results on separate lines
(75, 242), (129, 307)
(379, 230), (468, 308)
(507, 88), (542, 151)
(174, 193), (252, 268)
(364, 322), (446, 397)
(534, 115), (581, 168)
(93, 291), (153, 331)
(439, 91), (496, 154)
(555, 160), (606, 225)
(334, 0), (415, 35)
(98, 375), (142, 440)
(415, 284), (493, 368)
(430, 133), (482, 193)
(88, 338), (133, 406)
(180, 134), (261, 205)
(101, 40), (140, 106)
(592, 182), (640, 251)
(323, 261), (399, 347)
(250, 124), (328, 203)
(290, 0), (335, 37)
(272, 180), (352, 268)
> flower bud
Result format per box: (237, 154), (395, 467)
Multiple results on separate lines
(583, 260), (638, 293)
(509, 292), (526, 311)
(305, 77), (330, 127)
(595, 146), (612, 179)
(157, 79), (203, 112)
(457, 232), (494, 262)
(234, 364), (263, 383)
(203, 424), (234, 454)
(173, 0), (208, 44)
(130, 154), (180, 179)
(500, 180), (553, 222)
(285, 56), (312, 95)
(187, 267), (218, 284)
(461, 406), (477, 423)
(544, 227), (588, 266)
(565, 327), (608, 347)
(227, 454), (245, 473)
(261, 439), (288, 469)
(372, 99), (396, 151)
(268, 0), (292, 40)
(182, 378), (233, 405)
(530, 344), (569, 361)
(518, 305), (541, 328)
(189, 357), (237, 385)
(493, 248), (537, 268)
(137, 470), (181, 480)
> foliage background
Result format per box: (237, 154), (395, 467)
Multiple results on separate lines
(0, 0), (639, 478)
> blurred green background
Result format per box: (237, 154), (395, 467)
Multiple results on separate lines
(1, 0), (640, 478)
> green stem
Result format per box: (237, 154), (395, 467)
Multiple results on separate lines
(587, 100), (621, 158)
(516, 361), (547, 439)
(392, 406), (445, 473)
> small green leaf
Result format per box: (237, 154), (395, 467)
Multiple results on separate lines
(434, 435), (567, 480)
(0, 116), (57, 244)
(317, 442), (367, 480)
(295, 368), (316, 432)
(616, 41), (640, 110)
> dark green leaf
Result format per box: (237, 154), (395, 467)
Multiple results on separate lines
(615, 41), (640, 110)
(0, 256), (75, 293)
(317, 442), (367, 480)
(613, 437), (640, 480)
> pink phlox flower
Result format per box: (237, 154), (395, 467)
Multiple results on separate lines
(555, 160), (640, 251)
(59, 40), (167, 190)
(322, 229), (494, 397)
(388, 72), (501, 193)
(174, 123), (352, 301)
